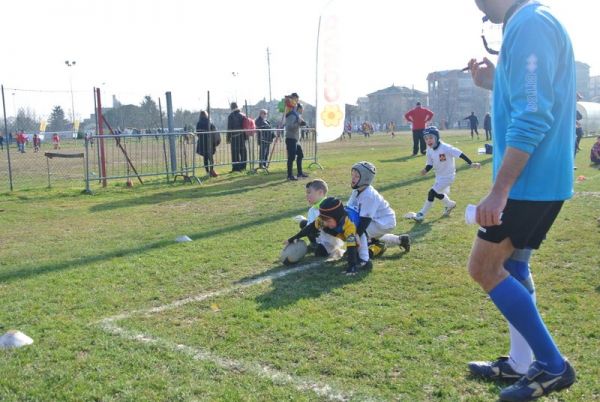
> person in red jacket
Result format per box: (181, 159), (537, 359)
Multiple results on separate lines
(404, 102), (434, 156)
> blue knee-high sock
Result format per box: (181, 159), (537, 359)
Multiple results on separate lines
(488, 276), (565, 373)
(504, 249), (535, 294)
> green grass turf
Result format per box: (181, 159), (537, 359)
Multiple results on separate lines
(0, 132), (598, 401)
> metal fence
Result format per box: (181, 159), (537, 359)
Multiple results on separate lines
(85, 128), (318, 188)
(83, 127), (319, 191)
(0, 137), (88, 191)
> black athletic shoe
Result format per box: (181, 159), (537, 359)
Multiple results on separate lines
(287, 176), (298, 181)
(499, 360), (576, 401)
(468, 356), (524, 381)
(399, 234), (411, 252)
(343, 265), (358, 276)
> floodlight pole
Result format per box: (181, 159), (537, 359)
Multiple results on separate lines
(65, 60), (77, 134)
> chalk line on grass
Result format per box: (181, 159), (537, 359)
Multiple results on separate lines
(97, 261), (366, 402)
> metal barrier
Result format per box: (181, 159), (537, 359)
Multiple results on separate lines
(84, 127), (320, 190)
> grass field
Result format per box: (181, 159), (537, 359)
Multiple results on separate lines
(1, 132), (598, 401)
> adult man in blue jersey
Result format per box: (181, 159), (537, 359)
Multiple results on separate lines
(466, 0), (576, 400)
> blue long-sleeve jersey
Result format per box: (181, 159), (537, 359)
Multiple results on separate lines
(492, 2), (575, 201)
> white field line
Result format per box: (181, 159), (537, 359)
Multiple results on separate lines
(97, 261), (367, 402)
(101, 262), (323, 323)
(100, 319), (352, 402)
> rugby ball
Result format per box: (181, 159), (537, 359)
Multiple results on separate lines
(280, 240), (308, 265)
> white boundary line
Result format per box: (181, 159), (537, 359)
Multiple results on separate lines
(97, 262), (363, 402)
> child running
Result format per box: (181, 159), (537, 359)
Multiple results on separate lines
(409, 126), (480, 222)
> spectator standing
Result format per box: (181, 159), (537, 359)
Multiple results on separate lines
(464, 112), (480, 139)
(52, 133), (60, 150)
(285, 102), (308, 180)
(590, 135), (600, 166)
(226, 102), (247, 172)
(255, 109), (273, 169)
(33, 133), (41, 152)
(404, 102), (434, 156)
(196, 110), (220, 177)
(16, 130), (26, 153)
(483, 112), (492, 141)
(0, 133), (4, 150)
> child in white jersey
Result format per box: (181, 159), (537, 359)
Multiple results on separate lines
(410, 126), (480, 222)
(347, 161), (411, 265)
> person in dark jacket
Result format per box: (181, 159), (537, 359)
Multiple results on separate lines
(483, 113), (492, 141)
(285, 102), (308, 180)
(255, 109), (274, 168)
(464, 112), (480, 139)
(196, 110), (220, 177)
(226, 102), (247, 172)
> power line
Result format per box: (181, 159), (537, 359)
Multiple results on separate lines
(4, 87), (89, 94)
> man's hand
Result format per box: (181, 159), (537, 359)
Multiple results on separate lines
(476, 189), (506, 227)
(468, 57), (495, 90)
(471, 162), (481, 169)
(420, 168), (428, 176)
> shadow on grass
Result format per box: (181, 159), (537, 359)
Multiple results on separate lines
(377, 157), (492, 193)
(236, 256), (371, 311)
(0, 206), (306, 284)
(596, 285), (600, 293)
(89, 172), (288, 212)
(379, 154), (417, 163)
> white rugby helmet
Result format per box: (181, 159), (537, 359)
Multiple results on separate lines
(351, 161), (376, 189)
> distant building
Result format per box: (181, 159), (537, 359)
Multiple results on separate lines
(366, 85), (427, 127)
(427, 69), (490, 130)
(589, 75), (600, 102)
(575, 61), (590, 100)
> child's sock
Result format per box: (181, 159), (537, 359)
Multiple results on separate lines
(441, 194), (455, 207)
(358, 233), (369, 261)
(419, 200), (433, 216)
(489, 276), (565, 373)
(380, 233), (400, 245)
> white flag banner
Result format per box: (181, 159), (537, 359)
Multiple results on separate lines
(316, 2), (344, 143)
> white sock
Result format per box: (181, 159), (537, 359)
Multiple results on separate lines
(508, 289), (536, 373)
(441, 194), (454, 207)
(380, 233), (399, 245)
(358, 233), (369, 261)
(419, 200), (433, 216)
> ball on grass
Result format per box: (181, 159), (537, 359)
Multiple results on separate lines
(280, 240), (308, 265)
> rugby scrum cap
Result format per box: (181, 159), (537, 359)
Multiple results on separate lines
(319, 197), (346, 224)
(423, 126), (440, 144)
(351, 161), (376, 189)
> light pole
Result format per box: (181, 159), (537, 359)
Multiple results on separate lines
(65, 60), (76, 133)
(11, 92), (16, 118)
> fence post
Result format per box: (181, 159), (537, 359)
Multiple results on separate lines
(84, 134), (91, 194)
(166, 92), (177, 174)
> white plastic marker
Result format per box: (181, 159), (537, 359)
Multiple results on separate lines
(465, 204), (503, 225)
(175, 235), (192, 243)
(0, 330), (34, 349)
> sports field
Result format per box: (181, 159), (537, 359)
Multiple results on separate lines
(1, 132), (598, 401)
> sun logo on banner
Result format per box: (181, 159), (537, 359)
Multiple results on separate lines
(320, 105), (343, 127)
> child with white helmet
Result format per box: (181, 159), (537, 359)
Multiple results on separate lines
(347, 161), (411, 265)
(410, 126), (480, 222)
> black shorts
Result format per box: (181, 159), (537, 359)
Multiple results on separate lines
(477, 199), (564, 249)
